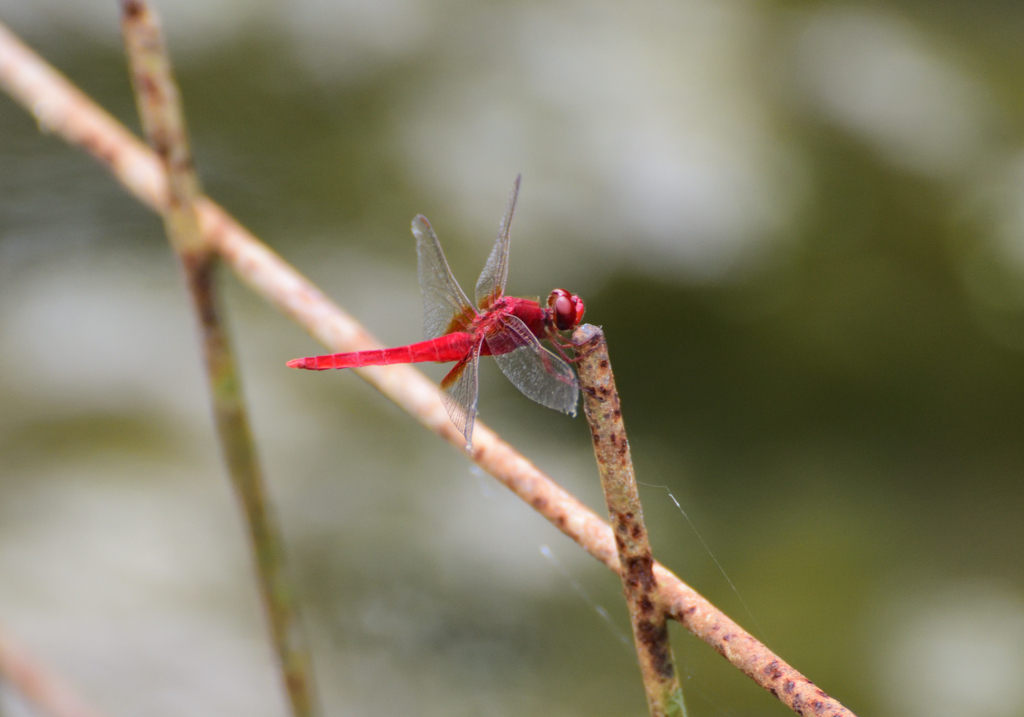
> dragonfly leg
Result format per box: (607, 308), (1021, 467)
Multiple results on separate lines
(548, 332), (584, 364)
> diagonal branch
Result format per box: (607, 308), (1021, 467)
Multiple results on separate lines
(118, 3), (317, 716)
(0, 625), (106, 717)
(0, 20), (855, 717)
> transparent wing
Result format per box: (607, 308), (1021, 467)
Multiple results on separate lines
(413, 215), (476, 340)
(439, 339), (483, 447)
(474, 174), (520, 310)
(486, 314), (578, 416)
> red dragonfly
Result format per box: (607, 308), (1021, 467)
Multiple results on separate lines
(287, 175), (586, 447)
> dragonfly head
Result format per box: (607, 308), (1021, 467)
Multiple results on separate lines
(548, 289), (585, 331)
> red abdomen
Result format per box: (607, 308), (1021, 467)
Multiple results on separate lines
(288, 332), (475, 370)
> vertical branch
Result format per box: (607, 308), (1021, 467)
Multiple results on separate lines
(573, 325), (687, 717)
(118, 3), (318, 716)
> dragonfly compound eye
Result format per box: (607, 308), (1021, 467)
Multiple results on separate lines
(550, 289), (583, 331)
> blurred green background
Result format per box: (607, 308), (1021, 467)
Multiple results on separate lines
(2, 1), (1024, 716)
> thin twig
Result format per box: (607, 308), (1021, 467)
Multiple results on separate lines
(118, 3), (317, 717)
(574, 325), (686, 717)
(0, 626), (106, 717)
(0, 21), (856, 717)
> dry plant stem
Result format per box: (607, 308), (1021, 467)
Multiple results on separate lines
(655, 573), (849, 717)
(118, 4), (317, 717)
(0, 627), (106, 717)
(574, 325), (686, 717)
(0, 21), (856, 717)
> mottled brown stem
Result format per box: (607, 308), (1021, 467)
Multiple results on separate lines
(118, 4), (318, 717)
(654, 569), (851, 717)
(573, 325), (686, 717)
(0, 21), (856, 717)
(0, 626), (106, 717)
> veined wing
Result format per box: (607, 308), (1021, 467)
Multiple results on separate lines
(413, 215), (476, 340)
(485, 314), (578, 416)
(439, 338), (484, 447)
(474, 174), (521, 311)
